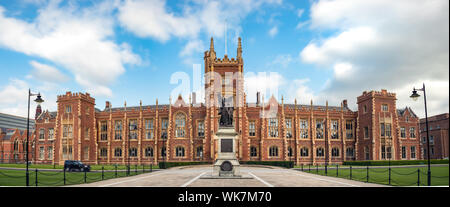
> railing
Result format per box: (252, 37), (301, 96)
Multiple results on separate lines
(298, 164), (449, 186)
(0, 164), (155, 186)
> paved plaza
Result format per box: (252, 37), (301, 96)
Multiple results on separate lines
(74, 165), (385, 187)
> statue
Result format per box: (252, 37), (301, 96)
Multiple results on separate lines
(219, 96), (234, 127)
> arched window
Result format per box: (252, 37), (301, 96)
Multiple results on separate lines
(346, 147), (354, 158)
(129, 147), (137, 157)
(300, 147), (309, 157)
(269, 146), (279, 157)
(196, 146), (203, 158)
(332, 147), (340, 157)
(114, 148), (122, 157)
(175, 113), (186, 138)
(100, 148), (108, 157)
(250, 146), (258, 157)
(288, 147), (293, 157)
(316, 147), (324, 157)
(145, 147), (153, 157)
(13, 140), (18, 151)
(176, 146), (185, 157)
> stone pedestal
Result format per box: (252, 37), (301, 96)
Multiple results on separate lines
(201, 127), (252, 179)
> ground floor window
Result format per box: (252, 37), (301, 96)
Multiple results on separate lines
(316, 147), (324, 157)
(145, 147), (154, 157)
(401, 146), (406, 159)
(346, 147), (354, 158)
(331, 147), (340, 157)
(100, 148), (108, 157)
(410, 146), (416, 159)
(196, 146), (203, 158)
(300, 147), (309, 157)
(176, 146), (185, 157)
(250, 146), (257, 157)
(114, 148), (122, 157)
(269, 146), (279, 157)
(288, 147), (293, 157)
(129, 147), (137, 157)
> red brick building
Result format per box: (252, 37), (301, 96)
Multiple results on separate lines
(420, 113), (449, 159)
(33, 37), (422, 165)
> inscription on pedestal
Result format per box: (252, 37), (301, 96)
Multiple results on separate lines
(221, 139), (233, 153)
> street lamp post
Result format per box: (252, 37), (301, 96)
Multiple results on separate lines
(410, 83), (431, 186)
(26, 89), (44, 186)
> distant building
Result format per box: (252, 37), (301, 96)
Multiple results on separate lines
(0, 112), (35, 130)
(420, 113), (449, 159)
(0, 113), (36, 163)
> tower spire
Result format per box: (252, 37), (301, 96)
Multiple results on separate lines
(237, 37), (242, 59)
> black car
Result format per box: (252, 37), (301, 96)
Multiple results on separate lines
(64, 160), (91, 172)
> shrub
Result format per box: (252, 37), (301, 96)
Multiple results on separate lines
(239, 161), (294, 168)
(158, 161), (212, 169)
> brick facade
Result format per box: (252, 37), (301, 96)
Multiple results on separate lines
(32, 37), (423, 165)
(420, 113), (449, 159)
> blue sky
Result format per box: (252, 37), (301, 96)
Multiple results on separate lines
(0, 0), (448, 118)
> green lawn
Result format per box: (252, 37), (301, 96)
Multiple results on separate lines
(0, 167), (155, 186)
(301, 165), (449, 186)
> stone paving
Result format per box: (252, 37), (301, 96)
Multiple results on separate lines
(73, 165), (385, 187)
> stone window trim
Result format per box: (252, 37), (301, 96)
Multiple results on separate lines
(285, 118), (293, 139)
(250, 146), (258, 157)
(114, 148), (122, 157)
(175, 146), (186, 158)
(65, 105), (72, 114)
(144, 118), (154, 140)
(331, 147), (340, 158)
(174, 112), (187, 138)
(346, 147), (354, 158)
(300, 147), (309, 157)
(330, 120), (339, 140)
(197, 120), (205, 138)
(299, 118), (309, 139)
(160, 118), (169, 140)
(99, 148), (108, 158)
(114, 120), (123, 140)
(268, 146), (279, 158)
(144, 146), (154, 157)
(363, 126), (370, 139)
(128, 119), (139, 140)
(316, 147), (325, 157)
(248, 120), (256, 137)
(39, 128), (45, 140)
(129, 147), (138, 157)
(196, 146), (203, 158)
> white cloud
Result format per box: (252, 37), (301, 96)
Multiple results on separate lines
(297, 9), (304, 18)
(117, 0), (283, 41)
(269, 54), (293, 68)
(180, 39), (205, 57)
(299, 0), (449, 117)
(29, 61), (69, 83)
(0, 78), (58, 118)
(268, 26), (278, 37)
(244, 72), (284, 103)
(0, 1), (141, 98)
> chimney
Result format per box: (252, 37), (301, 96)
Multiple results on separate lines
(105, 101), (111, 110)
(35, 104), (42, 119)
(343, 100), (348, 108)
(256, 92), (260, 106)
(192, 92), (196, 105)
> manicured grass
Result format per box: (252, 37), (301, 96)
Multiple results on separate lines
(302, 165), (449, 186)
(0, 167), (155, 186)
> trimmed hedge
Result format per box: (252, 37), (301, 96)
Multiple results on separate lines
(240, 161), (294, 168)
(159, 161), (212, 169)
(343, 159), (449, 166)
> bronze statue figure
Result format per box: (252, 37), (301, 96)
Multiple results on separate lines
(219, 96), (234, 127)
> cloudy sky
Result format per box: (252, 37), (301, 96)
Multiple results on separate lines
(0, 0), (448, 118)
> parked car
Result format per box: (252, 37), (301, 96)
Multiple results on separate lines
(64, 160), (90, 172)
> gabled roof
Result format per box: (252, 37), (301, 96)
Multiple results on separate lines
(397, 107), (418, 118)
